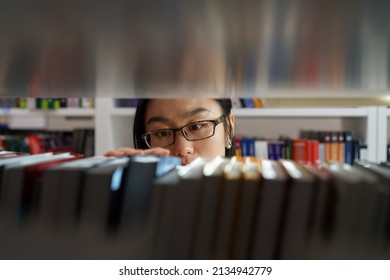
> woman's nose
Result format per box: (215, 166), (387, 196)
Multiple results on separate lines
(172, 131), (193, 157)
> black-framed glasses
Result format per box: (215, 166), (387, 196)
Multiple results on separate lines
(141, 116), (225, 148)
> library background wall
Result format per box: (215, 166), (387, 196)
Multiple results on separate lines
(1, 0), (390, 164)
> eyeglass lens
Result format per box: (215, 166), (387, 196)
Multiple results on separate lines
(146, 121), (216, 148)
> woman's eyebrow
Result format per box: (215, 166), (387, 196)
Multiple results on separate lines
(146, 107), (212, 126)
(146, 116), (169, 126)
(183, 107), (212, 118)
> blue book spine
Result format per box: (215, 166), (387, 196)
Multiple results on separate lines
(268, 142), (275, 160)
(344, 131), (354, 165)
(241, 138), (249, 157)
(248, 138), (255, 157)
(274, 142), (284, 160)
(242, 98), (255, 108)
(345, 142), (354, 165)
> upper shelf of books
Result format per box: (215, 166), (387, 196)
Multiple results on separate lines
(0, 98), (95, 116)
(0, 0), (389, 98)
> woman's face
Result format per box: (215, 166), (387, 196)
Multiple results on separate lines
(144, 99), (234, 165)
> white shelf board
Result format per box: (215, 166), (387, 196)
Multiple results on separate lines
(239, 89), (390, 98)
(110, 108), (137, 116)
(232, 107), (369, 117)
(0, 108), (95, 117)
(108, 107), (369, 117)
(47, 108), (95, 116)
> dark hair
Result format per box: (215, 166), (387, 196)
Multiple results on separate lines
(133, 99), (235, 157)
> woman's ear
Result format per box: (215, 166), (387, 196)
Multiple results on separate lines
(229, 112), (235, 139)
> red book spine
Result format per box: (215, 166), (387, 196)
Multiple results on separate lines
(27, 135), (44, 154)
(235, 137), (242, 157)
(292, 139), (308, 163)
(309, 140), (319, 165)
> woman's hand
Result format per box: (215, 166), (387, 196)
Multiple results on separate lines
(104, 147), (170, 157)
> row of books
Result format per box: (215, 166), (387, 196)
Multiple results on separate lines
(0, 152), (389, 259)
(113, 98), (265, 109)
(265, 5), (381, 90)
(0, 130), (94, 157)
(235, 132), (367, 165)
(231, 98), (265, 108)
(114, 99), (139, 108)
(0, 98), (94, 110)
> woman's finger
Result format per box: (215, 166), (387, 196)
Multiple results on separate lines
(104, 147), (170, 157)
(104, 147), (143, 157)
(142, 147), (171, 156)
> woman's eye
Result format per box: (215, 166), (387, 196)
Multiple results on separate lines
(153, 130), (172, 137)
(189, 123), (205, 131)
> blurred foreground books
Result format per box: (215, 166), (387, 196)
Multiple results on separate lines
(0, 152), (389, 259)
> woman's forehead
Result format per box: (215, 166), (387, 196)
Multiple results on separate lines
(146, 99), (221, 116)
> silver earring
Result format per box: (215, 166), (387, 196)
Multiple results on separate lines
(225, 138), (232, 149)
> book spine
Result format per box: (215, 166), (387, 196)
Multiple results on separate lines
(324, 132), (331, 162)
(292, 139), (308, 163)
(241, 137), (249, 157)
(337, 132), (345, 164)
(330, 132), (338, 161)
(274, 142), (284, 160)
(308, 140), (319, 165)
(268, 142), (275, 160)
(234, 137), (242, 157)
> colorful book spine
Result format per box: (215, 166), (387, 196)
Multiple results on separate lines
(344, 131), (354, 165)
(292, 139), (308, 163)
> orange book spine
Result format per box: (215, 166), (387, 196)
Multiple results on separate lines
(337, 132), (345, 164)
(329, 132), (338, 161)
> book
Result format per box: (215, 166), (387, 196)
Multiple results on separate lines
(302, 164), (334, 259)
(254, 140), (268, 159)
(231, 157), (261, 259)
(321, 163), (378, 259)
(192, 156), (229, 260)
(318, 132), (325, 163)
(292, 139), (308, 163)
(240, 138), (249, 157)
(0, 153), (59, 202)
(268, 140), (284, 160)
(0, 151), (29, 159)
(119, 155), (181, 232)
(168, 158), (207, 259)
(344, 131), (354, 165)
(324, 132), (331, 162)
(278, 160), (316, 259)
(27, 135), (44, 154)
(211, 157), (244, 259)
(21, 153), (84, 222)
(151, 166), (182, 259)
(283, 138), (293, 160)
(250, 160), (288, 259)
(234, 137), (242, 157)
(329, 131), (340, 161)
(39, 156), (112, 232)
(75, 157), (130, 259)
(78, 157), (130, 235)
(353, 161), (390, 259)
(308, 140), (319, 164)
(1, 153), (76, 228)
(337, 132), (345, 163)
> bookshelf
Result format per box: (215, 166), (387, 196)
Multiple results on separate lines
(1, 98), (388, 163)
(94, 98), (385, 163)
(0, 108), (95, 131)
